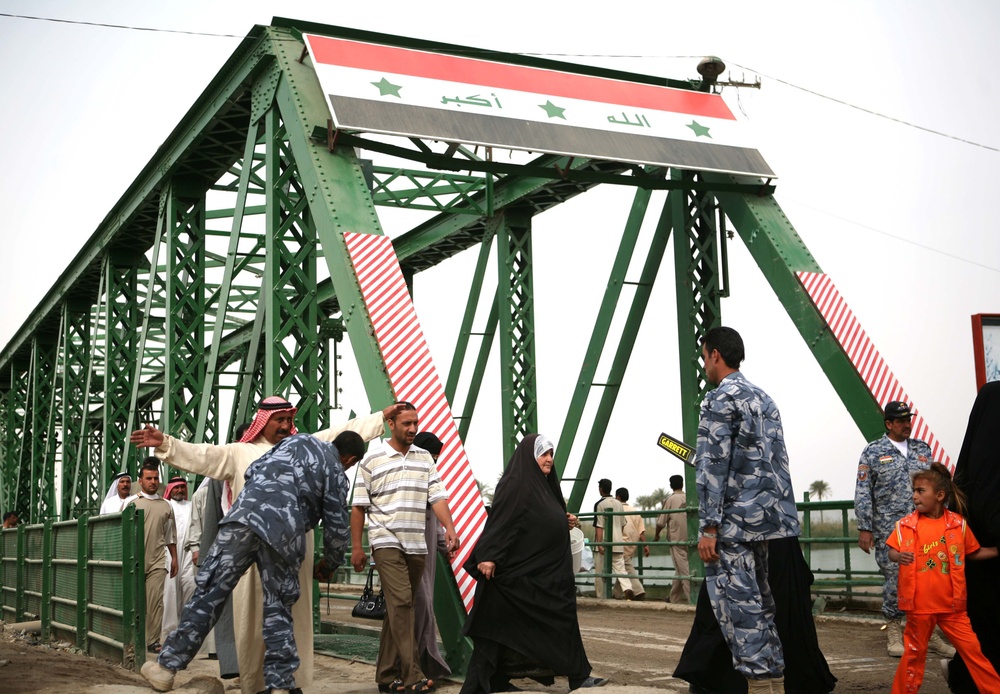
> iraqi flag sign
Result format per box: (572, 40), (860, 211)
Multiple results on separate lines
(303, 34), (775, 178)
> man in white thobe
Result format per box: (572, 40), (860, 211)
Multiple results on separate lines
(161, 478), (196, 644)
(100, 472), (133, 515)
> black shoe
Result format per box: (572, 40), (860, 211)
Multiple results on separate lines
(570, 677), (609, 690)
(378, 681), (405, 694)
(147, 641), (161, 654)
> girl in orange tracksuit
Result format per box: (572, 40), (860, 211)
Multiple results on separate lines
(887, 462), (1000, 693)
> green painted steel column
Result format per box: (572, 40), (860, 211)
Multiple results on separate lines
(671, 171), (724, 591)
(706, 173), (884, 437)
(494, 210), (538, 465)
(445, 229), (496, 404)
(0, 387), (8, 517)
(14, 524), (25, 621)
(268, 28), (395, 405)
(196, 124), (265, 443)
(10, 364), (30, 521)
(263, 106), (322, 427)
(163, 184), (208, 448)
(456, 296), (499, 443)
(101, 253), (142, 490)
(265, 25), (468, 669)
(121, 505), (146, 671)
(564, 193), (673, 512)
(61, 301), (91, 518)
(76, 515), (87, 651)
(40, 519), (52, 637)
(556, 181), (654, 487)
(30, 336), (58, 521)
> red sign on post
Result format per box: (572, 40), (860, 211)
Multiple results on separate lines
(971, 314), (1000, 390)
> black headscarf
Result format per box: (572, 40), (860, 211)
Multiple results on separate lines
(413, 432), (444, 458)
(490, 433), (565, 511)
(465, 434), (568, 575)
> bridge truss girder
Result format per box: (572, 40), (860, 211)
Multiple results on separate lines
(0, 20), (893, 670)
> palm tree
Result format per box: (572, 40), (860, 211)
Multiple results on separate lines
(634, 493), (654, 510)
(635, 487), (669, 511)
(809, 480), (830, 524)
(476, 479), (495, 506)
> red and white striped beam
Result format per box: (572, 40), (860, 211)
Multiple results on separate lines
(344, 232), (486, 610)
(796, 271), (950, 467)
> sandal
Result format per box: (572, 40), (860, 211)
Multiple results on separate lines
(407, 680), (435, 693)
(378, 681), (405, 693)
(147, 641), (161, 654)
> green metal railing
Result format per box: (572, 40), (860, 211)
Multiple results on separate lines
(579, 494), (880, 606)
(0, 507), (146, 671)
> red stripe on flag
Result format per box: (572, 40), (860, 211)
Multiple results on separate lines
(307, 35), (735, 121)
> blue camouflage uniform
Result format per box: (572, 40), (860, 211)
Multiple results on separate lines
(158, 434), (350, 691)
(696, 371), (800, 680)
(853, 434), (932, 620)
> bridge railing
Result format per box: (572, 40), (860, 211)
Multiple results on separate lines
(577, 494), (879, 606)
(0, 507), (146, 671)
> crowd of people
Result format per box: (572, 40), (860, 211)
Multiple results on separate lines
(4, 326), (996, 694)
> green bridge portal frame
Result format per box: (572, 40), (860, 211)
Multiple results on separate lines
(0, 19), (887, 672)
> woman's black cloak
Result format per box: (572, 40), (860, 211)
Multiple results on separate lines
(459, 434), (591, 694)
(673, 536), (836, 693)
(948, 382), (1000, 693)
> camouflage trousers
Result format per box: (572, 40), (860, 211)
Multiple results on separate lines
(158, 522), (301, 690)
(875, 531), (902, 620)
(705, 540), (784, 679)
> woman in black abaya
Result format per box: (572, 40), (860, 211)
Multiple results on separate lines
(947, 381), (1000, 693)
(460, 434), (608, 694)
(673, 538), (836, 693)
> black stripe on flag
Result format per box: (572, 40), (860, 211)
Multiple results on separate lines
(329, 96), (775, 178)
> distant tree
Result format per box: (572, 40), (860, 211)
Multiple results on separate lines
(477, 479), (495, 506)
(809, 480), (830, 523)
(635, 487), (669, 511)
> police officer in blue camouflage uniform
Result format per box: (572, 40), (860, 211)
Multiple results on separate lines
(695, 327), (799, 694)
(141, 431), (365, 694)
(853, 401), (949, 658)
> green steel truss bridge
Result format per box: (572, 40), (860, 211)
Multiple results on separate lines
(0, 17), (940, 669)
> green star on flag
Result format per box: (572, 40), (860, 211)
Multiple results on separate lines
(371, 77), (403, 98)
(686, 120), (711, 138)
(539, 100), (566, 119)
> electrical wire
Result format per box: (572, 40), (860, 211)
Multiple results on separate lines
(0, 11), (244, 38)
(782, 197), (1000, 274)
(2, 11), (996, 153)
(726, 61), (999, 153)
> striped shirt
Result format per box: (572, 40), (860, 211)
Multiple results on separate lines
(353, 441), (448, 554)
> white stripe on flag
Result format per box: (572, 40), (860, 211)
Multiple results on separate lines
(311, 62), (749, 148)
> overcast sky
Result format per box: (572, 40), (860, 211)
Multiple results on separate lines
(1, 1), (998, 510)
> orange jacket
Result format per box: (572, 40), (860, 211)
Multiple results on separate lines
(893, 509), (968, 613)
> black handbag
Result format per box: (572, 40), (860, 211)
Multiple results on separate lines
(352, 566), (386, 620)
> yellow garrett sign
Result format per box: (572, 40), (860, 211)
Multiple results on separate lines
(656, 432), (694, 465)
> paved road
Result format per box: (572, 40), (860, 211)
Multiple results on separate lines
(573, 598), (951, 693)
(1, 594), (956, 692)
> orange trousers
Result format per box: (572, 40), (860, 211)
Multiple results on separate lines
(892, 611), (1000, 693)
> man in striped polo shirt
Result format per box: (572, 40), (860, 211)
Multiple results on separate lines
(351, 402), (459, 693)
